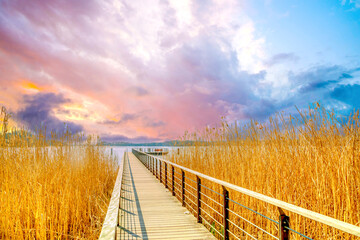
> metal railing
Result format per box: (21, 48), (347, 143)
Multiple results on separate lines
(99, 152), (126, 240)
(132, 149), (360, 240)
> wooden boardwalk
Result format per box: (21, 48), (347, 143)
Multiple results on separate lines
(117, 153), (215, 240)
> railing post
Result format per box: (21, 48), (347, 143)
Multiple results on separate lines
(197, 176), (201, 223)
(156, 159), (158, 179)
(165, 163), (168, 188)
(172, 166), (175, 196)
(150, 156), (152, 173)
(223, 186), (229, 240)
(152, 157), (155, 175)
(279, 208), (290, 240)
(159, 160), (162, 183)
(181, 170), (185, 206)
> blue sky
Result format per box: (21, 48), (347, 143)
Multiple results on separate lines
(250, 0), (360, 69)
(0, 0), (359, 141)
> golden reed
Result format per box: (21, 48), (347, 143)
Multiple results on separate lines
(0, 107), (118, 239)
(170, 104), (359, 239)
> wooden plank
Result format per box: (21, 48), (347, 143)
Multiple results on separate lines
(117, 153), (216, 239)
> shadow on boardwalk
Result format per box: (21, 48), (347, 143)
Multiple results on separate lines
(118, 158), (148, 239)
(117, 153), (215, 240)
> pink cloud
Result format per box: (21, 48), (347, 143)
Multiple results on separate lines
(0, 0), (272, 141)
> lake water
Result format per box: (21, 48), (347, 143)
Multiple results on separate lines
(107, 146), (180, 165)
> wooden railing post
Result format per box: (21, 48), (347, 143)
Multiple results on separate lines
(172, 166), (175, 196)
(223, 186), (229, 240)
(279, 208), (290, 240)
(165, 162), (168, 188)
(181, 170), (185, 206)
(159, 160), (162, 183)
(197, 176), (201, 223)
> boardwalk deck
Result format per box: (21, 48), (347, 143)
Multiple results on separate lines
(117, 153), (215, 240)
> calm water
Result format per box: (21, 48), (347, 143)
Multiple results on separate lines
(107, 146), (180, 165)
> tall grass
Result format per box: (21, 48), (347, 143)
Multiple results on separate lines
(0, 107), (118, 239)
(171, 104), (360, 239)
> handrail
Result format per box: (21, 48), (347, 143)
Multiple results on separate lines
(132, 148), (360, 237)
(99, 152), (126, 240)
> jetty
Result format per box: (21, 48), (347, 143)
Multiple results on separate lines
(99, 149), (360, 240)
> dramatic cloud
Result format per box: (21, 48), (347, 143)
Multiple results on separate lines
(1, 0), (359, 142)
(16, 92), (83, 133)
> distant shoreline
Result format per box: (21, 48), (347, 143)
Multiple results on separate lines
(103, 140), (193, 147)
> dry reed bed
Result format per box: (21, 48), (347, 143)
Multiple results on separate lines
(169, 105), (360, 239)
(0, 107), (118, 239)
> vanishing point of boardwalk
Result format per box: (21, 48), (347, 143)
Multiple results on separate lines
(118, 153), (215, 239)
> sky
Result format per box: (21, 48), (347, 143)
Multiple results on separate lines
(0, 0), (359, 142)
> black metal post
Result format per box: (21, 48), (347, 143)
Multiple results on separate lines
(152, 157), (155, 175)
(156, 159), (158, 179)
(223, 186), (229, 240)
(279, 208), (290, 240)
(181, 170), (185, 206)
(165, 163), (168, 188)
(172, 166), (175, 196)
(150, 157), (152, 174)
(159, 160), (162, 183)
(197, 176), (201, 223)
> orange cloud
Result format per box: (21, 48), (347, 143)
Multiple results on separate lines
(17, 79), (55, 94)
(19, 80), (41, 92)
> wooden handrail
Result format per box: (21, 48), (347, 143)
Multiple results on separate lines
(99, 152), (126, 240)
(133, 149), (360, 237)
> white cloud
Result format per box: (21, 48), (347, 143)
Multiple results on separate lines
(341, 0), (360, 8)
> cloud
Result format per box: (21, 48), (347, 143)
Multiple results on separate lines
(1, 0), (360, 142)
(243, 99), (277, 119)
(101, 113), (138, 125)
(330, 84), (360, 109)
(265, 53), (299, 67)
(289, 65), (357, 94)
(16, 92), (83, 133)
(101, 134), (161, 143)
(145, 120), (166, 128)
(2, 0), (266, 140)
(341, 0), (360, 8)
(128, 86), (149, 96)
